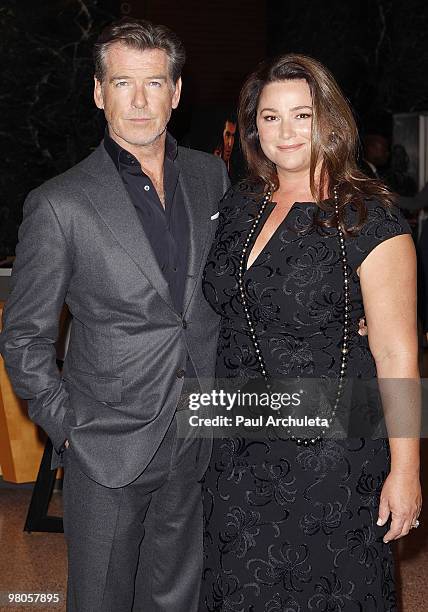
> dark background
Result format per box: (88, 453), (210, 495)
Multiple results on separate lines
(1, 0), (428, 256)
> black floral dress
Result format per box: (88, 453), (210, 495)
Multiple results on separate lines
(199, 184), (410, 612)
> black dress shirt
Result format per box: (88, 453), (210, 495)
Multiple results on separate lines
(104, 131), (189, 314)
(104, 131), (196, 378)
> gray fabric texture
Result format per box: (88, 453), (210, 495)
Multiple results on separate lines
(0, 142), (230, 487)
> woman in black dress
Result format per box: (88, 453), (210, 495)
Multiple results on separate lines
(200, 55), (421, 611)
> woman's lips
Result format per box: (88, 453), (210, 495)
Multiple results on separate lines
(277, 143), (304, 151)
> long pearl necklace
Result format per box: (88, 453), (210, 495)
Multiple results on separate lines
(237, 185), (350, 446)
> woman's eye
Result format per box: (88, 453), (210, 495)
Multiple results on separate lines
(296, 113), (312, 119)
(263, 115), (278, 122)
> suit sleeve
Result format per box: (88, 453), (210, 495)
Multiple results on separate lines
(0, 189), (72, 451)
(219, 158), (232, 195)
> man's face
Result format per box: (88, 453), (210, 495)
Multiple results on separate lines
(94, 43), (181, 150)
(364, 135), (390, 168)
(222, 120), (236, 161)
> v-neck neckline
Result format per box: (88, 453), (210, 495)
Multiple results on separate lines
(245, 200), (313, 272)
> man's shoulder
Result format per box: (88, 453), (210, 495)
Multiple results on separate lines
(176, 145), (224, 172)
(30, 144), (106, 200)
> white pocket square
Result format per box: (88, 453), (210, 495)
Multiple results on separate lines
(211, 211), (220, 220)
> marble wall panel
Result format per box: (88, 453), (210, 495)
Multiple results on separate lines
(0, 0), (118, 256)
(267, 0), (428, 133)
(2, 1), (428, 255)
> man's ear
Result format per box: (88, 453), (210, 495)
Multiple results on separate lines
(94, 76), (104, 109)
(172, 77), (182, 110)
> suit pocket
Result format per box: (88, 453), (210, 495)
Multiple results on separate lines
(65, 367), (122, 404)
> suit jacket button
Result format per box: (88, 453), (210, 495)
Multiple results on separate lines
(176, 368), (186, 378)
(182, 319), (187, 329)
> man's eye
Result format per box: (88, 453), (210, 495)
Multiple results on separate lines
(148, 81), (162, 87)
(115, 81), (129, 87)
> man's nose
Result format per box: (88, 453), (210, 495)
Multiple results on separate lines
(132, 85), (147, 109)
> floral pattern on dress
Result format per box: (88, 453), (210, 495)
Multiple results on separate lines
(200, 184), (410, 611)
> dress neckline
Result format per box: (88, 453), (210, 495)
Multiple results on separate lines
(245, 200), (302, 272)
(245, 198), (332, 272)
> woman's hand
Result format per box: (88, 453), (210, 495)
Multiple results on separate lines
(377, 470), (422, 542)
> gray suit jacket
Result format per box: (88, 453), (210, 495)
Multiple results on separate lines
(0, 143), (230, 487)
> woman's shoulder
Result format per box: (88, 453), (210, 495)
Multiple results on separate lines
(345, 198), (412, 271)
(218, 180), (262, 214)
(349, 197), (411, 237)
(221, 179), (262, 200)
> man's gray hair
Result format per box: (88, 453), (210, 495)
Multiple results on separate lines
(94, 18), (186, 84)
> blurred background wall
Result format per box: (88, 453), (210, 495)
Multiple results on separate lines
(1, 0), (428, 256)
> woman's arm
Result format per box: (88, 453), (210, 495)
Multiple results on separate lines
(359, 233), (422, 542)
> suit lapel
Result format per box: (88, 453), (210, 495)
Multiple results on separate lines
(178, 159), (209, 314)
(79, 145), (174, 310)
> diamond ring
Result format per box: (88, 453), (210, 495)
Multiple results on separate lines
(411, 519), (420, 529)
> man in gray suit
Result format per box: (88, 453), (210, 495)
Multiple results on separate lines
(0, 18), (229, 612)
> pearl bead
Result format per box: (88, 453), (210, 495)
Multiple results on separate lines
(236, 184), (349, 447)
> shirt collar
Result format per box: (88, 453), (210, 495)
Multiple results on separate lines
(103, 128), (178, 171)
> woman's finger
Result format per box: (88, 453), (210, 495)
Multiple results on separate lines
(377, 496), (390, 526)
(393, 518), (413, 540)
(383, 514), (406, 543)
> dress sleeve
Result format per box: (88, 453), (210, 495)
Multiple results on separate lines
(346, 200), (412, 272)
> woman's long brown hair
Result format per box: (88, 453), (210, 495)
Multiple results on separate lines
(238, 54), (394, 232)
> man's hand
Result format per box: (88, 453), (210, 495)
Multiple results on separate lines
(358, 317), (368, 336)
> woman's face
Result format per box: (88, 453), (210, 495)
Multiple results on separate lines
(256, 79), (313, 177)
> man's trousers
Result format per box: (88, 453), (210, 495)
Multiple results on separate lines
(62, 412), (208, 612)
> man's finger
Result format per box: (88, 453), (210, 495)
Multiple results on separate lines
(358, 318), (368, 336)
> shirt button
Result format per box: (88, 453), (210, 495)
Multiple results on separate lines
(144, 185), (150, 191)
(182, 319), (187, 329)
(176, 368), (186, 379)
